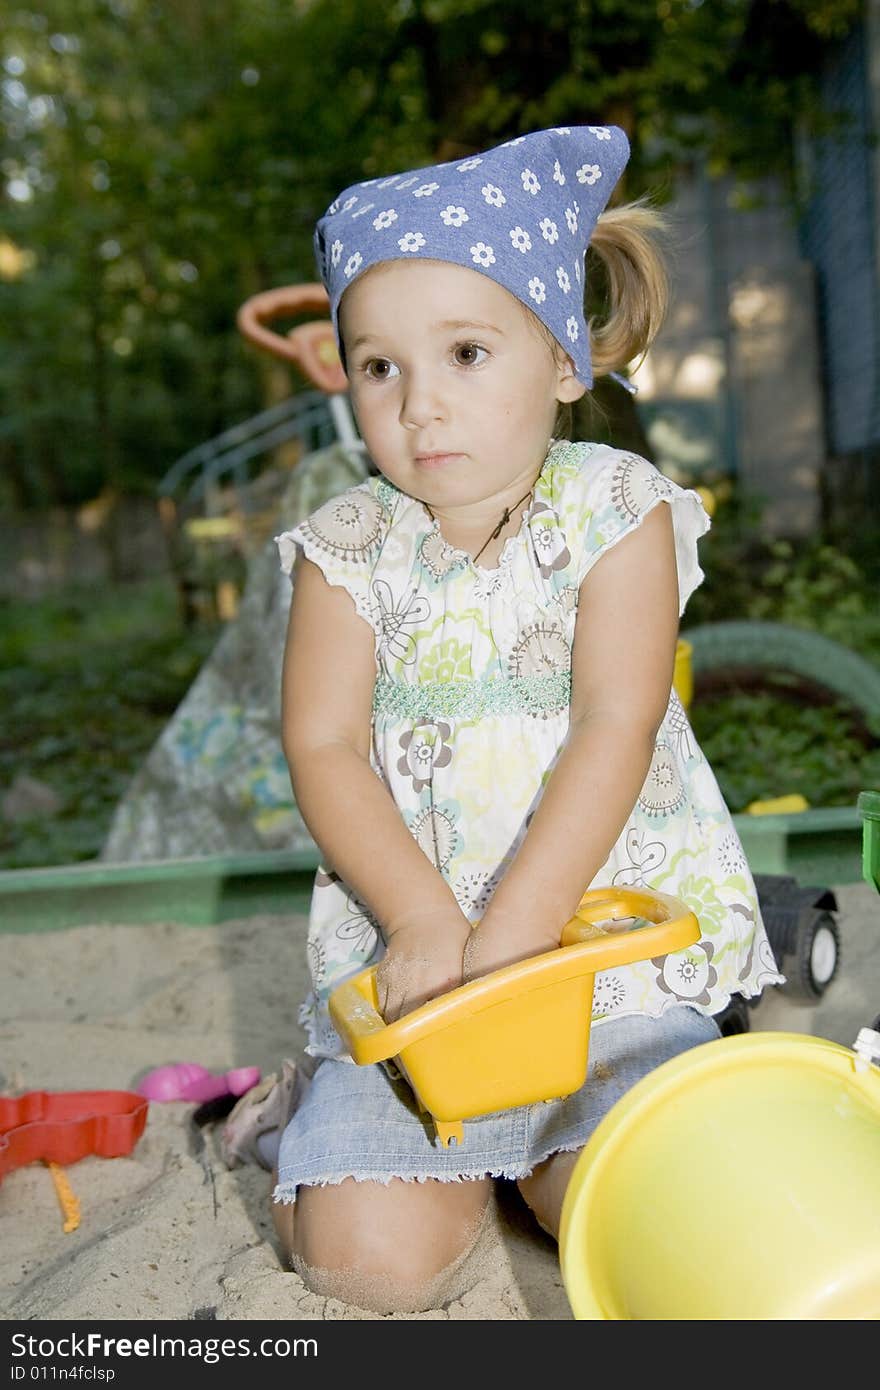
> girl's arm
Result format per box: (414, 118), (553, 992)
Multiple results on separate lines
(463, 502), (679, 979)
(283, 554), (471, 1019)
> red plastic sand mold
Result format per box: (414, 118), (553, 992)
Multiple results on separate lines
(0, 1089), (149, 1180)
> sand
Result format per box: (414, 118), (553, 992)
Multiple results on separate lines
(2, 881), (877, 1322)
(0, 911), (569, 1321)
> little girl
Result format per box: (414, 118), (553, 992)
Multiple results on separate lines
(251, 125), (783, 1313)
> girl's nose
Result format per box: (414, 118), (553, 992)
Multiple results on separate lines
(399, 372), (446, 430)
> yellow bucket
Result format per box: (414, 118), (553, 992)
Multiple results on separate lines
(673, 637), (693, 710)
(559, 1031), (880, 1319)
(329, 887), (700, 1147)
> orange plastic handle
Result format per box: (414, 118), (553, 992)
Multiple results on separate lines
(236, 284), (348, 393)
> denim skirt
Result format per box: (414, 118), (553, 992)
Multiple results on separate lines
(273, 1005), (721, 1204)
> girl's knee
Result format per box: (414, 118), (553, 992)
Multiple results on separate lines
(517, 1149), (582, 1241)
(284, 1177), (496, 1313)
(289, 1248), (464, 1313)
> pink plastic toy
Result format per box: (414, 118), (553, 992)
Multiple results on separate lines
(136, 1063), (260, 1103)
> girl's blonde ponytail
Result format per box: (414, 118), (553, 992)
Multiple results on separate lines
(587, 199), (671, 379)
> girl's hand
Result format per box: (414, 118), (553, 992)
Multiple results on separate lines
(376, 917), (469, 1023)
(462, 917), (561, 984)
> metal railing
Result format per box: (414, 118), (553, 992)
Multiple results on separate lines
(157, 390), (360, 507)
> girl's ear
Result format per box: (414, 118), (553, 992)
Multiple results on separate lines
(555, 352), (587, 403)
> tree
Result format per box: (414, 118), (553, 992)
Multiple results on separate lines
(0, 0), (864, 507)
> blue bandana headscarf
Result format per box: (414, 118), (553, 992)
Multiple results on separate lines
(314, 124), (630, 388)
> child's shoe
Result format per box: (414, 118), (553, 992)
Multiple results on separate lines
(219, 1058), (309, 1170)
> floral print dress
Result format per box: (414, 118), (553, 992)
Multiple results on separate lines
(276, 438), (783, 1059)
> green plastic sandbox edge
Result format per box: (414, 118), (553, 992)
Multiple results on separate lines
(0, 804), (870, 935)
(0, 848), (319, 934)
(733, 803), (863, 887)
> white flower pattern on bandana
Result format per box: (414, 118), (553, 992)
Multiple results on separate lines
(440, 205), (469, 227)
(397, 231), (426, 253)
(470, 241), (496, 267)
(373, 208), (398, 229)
(576, 163), (602, 185)
(315, 125), (635, 390)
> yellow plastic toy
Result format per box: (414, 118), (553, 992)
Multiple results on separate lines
(746, 792), (810, 815)
(558, 1029), (880, 1319)
(46, 1162), (81, 1234)
(672, 637), (693, 711)
(329, 886), (700, 1147)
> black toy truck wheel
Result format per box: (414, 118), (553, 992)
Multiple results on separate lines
(752, 874), (841, 1003)
(790, 909), (841, 1001)
(713, 995), (751, 1036)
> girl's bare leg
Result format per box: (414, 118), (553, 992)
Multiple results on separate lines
(270, 1170), (495, 1313)
(516, 1149), (583, 1239)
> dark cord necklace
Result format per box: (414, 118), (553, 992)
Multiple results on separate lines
(424, 486), (534, 565)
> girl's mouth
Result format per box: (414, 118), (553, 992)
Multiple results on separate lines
(415, 452), (464, 469)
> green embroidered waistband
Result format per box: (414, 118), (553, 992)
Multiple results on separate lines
(372, 670), (571, 720)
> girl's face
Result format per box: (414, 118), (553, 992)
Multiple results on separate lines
(339, 260), (584, 514)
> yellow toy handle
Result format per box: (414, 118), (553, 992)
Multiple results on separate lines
(329, 886), (700, 1066)
(559, 885), (694, 946)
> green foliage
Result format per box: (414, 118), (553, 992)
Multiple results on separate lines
(685, 492), (880, 812)
(1, 0), (864, 508)
(1, 0), (873, 862)
(690, 689), (880, 813)
(0, 579), (218, 869)
(687, 499), (880, 663)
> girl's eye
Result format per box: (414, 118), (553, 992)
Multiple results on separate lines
(453, 342), (488, 367)
(363, 358), (400, 380)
